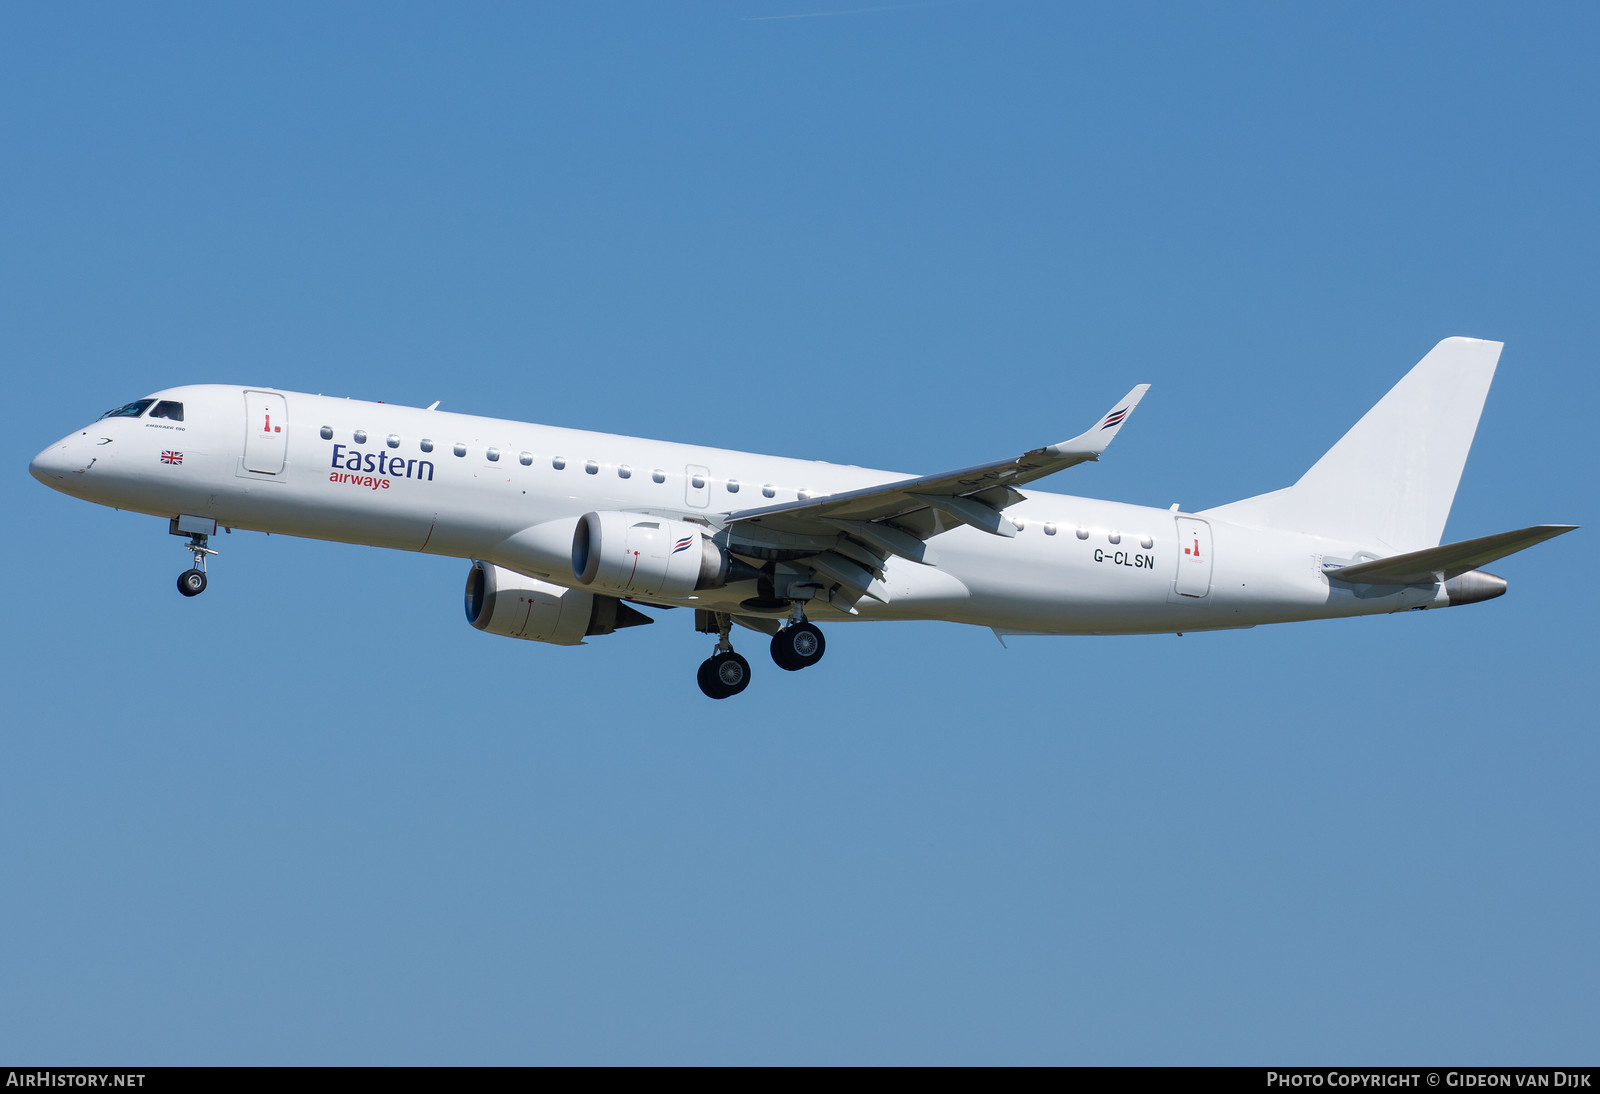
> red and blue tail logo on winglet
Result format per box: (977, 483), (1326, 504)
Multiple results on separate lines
(672, 535), (695, 554)
(1100, 407), (1129, 431)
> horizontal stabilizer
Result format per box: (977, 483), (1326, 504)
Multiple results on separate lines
(1324, 524), (1577, 585)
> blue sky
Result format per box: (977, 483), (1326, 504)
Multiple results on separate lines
(3, 2), (1596, 1064)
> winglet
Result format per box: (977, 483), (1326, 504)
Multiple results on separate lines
(1042, 384), (1151, 461)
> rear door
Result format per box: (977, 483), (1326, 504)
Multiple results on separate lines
(1173, 516), (1213, 598)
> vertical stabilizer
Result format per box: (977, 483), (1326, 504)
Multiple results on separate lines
(1202, 337), (1502, 552)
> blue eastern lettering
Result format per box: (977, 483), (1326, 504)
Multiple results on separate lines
(329, 443), (432, 483)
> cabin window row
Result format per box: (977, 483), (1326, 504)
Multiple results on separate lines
(1032, 521), (1154, 549)
(320, 424), (792, 498)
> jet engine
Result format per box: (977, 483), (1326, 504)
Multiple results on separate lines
(570, 511), (736, 597)
(465, 561), (651, 645)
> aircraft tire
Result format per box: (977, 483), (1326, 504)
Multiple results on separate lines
(177, 569), (207, 597)
(770, 622), (825, 671)
(700, 651), (751, 699)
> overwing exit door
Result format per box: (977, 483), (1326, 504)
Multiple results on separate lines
(685, 464), (711, 508)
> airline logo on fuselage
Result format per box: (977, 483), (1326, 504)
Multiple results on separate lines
(328, 443), (435, 491)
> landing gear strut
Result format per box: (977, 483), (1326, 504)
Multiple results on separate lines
(176, 531), (216, 598)
(770, 604), (826, 672)
(697, 612), (751, 700)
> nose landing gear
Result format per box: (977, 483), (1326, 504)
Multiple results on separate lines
(170, 517), (218, 598)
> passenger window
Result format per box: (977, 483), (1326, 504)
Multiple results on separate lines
(320, 426), (334, 440)
(691, 474), (706, 489)
(354, 430), (367, 444)
(584, 460), (599, 475)
(618, 465), (632, 479)
(762, 485), (775, 498)
(1076, 527), (1090, 540)
(1108, 532), (1121, 545)
(726, 479), (740, 493)
(420, 439), (434, 453)
(486, 447), (500, 462)
(100, 400), (154, 420)
(1044, 522), (1057, 536)
(150, 401), (185, 422)
(652, 470), (666, 484)
(519, 452), (533, 466)
(386, 435), (400, 449)
(453, 443), (466, 457)
(553, 457), (566, 470)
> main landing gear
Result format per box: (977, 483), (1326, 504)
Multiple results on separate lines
(696, 605), (828, 699)
(697, 613), (752, 700)
(770, 619), (825, 672)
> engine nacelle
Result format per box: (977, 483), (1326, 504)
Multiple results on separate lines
(571, 511), (729, 597)
(465, 561), (650, 645)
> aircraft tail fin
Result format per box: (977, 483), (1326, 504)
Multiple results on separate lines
(1202, 337), (1502, 552)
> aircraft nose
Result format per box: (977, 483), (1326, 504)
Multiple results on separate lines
(30, 434), (90, 486)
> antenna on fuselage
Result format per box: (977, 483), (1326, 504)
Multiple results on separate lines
(426, 401), (440, 411)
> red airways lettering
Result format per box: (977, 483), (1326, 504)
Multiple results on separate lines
(328, 472), (390, 491)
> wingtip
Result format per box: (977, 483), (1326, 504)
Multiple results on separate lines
(1095, 384), (1151, 433)
(1045, 383), (1153, 457)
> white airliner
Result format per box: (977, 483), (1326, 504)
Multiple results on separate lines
(30, 337), (1574, 698)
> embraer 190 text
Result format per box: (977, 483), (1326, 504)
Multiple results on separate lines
(31, 338), (1575, 698)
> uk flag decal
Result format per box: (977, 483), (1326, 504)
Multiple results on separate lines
(160, 450), (184, 465)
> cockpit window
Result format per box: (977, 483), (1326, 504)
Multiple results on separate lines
(150, 401), (185, 422)
(100, 399), (154, 420)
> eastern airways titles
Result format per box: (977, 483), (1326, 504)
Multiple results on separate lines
(328, 442), (434, 490)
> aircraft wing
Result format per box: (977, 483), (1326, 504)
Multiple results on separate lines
(723, 385), (1150, 570)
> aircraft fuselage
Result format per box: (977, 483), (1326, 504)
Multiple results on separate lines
(30, 383), (1451, 639)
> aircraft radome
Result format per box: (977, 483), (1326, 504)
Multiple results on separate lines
(30, 337), (1576, 698)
